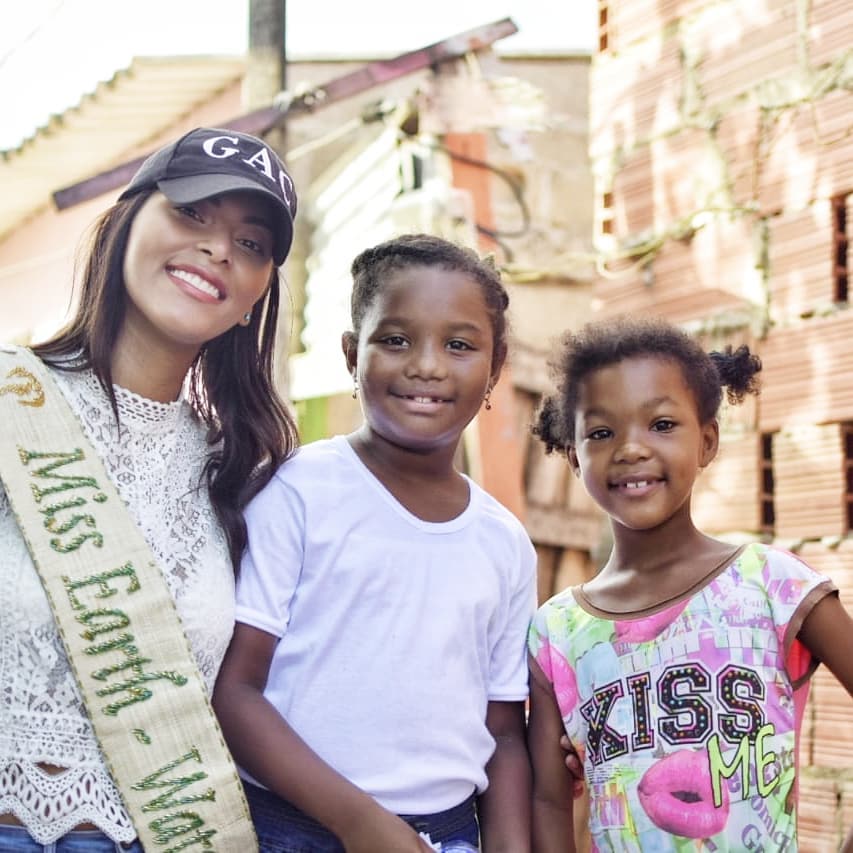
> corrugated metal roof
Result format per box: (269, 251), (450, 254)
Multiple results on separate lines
(0, 55), (246, 240)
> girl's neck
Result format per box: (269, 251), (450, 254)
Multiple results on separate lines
(608, 513), (713, 574)
(347, 428), (468, 523)
(585, 513), (738, 612)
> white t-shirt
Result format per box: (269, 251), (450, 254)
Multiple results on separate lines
(236, 435), (537, 814)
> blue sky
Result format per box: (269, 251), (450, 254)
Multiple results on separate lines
(0, 0), (596, 150)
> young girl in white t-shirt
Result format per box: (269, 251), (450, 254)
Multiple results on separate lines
(213, 234), (536, 853)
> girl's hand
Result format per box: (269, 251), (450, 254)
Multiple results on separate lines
(560, 735), (585, 799)
(341, 808), (434, 853)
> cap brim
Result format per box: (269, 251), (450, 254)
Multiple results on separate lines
(158, 173), (294, 265)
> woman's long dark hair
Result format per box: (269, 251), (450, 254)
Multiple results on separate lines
(34, 189), (298, 569)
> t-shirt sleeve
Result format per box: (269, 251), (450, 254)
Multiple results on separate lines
(527, 599), (584, 723)
(235, 470), (305, 638)
(528, 603), (554, 683)
(762, 547), (838, 688)
(487, 528), (538, 701)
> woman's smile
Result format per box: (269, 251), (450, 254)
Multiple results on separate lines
(167, 265), (225, 302)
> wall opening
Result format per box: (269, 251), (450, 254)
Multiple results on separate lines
(832, 194), (849, 303)
(844, 422), (853, 532)
(760, 432), (775, 535)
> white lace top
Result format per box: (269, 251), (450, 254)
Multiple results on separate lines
(0, 367), (235, 843)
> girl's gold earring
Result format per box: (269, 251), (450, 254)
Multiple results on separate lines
(484, 387), (493, 411)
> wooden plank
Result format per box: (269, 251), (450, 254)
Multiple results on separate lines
(714, 102), (765, 210)
(553, 548), (598, 598)
(526, 504), (605, 552)
(534, 544), (559, 606)
(526, 446), (571, 507)
(510, 345), (554, 395)
(842, 778), (853, 853)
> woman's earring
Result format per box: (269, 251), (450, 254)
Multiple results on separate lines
(242, 312), (252, 326)
(352, 378), (359, 399)
(483, 386), (493, 411)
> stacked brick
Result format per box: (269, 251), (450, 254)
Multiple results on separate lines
(590, 0), (853, 847)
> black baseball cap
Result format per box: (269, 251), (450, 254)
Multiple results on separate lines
(119, 127), (297, 265)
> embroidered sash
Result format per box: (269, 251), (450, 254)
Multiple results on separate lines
(0, 347), (257, 852)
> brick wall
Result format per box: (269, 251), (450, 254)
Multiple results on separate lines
(589, 0), (853, 846)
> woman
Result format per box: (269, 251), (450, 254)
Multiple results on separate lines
(0, 126), (298, 851)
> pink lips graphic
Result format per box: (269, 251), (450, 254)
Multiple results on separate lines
(537, 641), (579, 717)
(638, 749), (730, 838)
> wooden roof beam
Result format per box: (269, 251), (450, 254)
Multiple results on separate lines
(53, 17), (518, 210)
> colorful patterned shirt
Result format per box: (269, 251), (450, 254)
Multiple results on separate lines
(529, 543), (836, 852)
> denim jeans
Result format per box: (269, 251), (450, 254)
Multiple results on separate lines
(0, 824), (142, 852)
(244, 782), (480, 853)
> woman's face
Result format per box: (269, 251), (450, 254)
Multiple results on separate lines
(120, 190), (276, 359)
